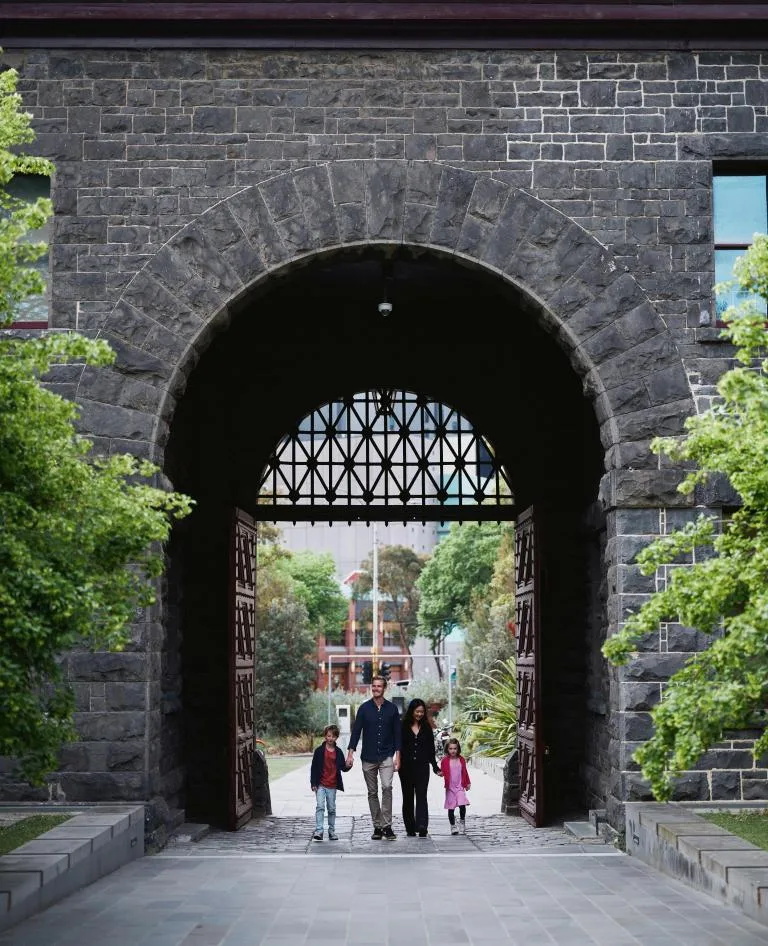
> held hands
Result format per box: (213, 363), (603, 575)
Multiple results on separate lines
(346, 750), (354, 767)
(432, 765), (440, 775)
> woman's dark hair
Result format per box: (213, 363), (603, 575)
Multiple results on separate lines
(402, 698), (429, 729)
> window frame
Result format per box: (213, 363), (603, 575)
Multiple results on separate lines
(4, 173), (51, 330)
(712, 163), (768, 328)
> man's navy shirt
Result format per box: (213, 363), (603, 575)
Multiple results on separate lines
(348, 698), (401, 762)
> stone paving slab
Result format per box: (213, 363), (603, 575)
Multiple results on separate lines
(2, 851), (768, 945)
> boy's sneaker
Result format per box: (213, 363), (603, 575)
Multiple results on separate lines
(459, 820), (466, 835)
(328, 832), (339, 841)
(371, 827), (383, 840)
(451, 825), (459, 836)
(313, 832), (323, 842)
(382, 826), (397, 840)
(418, 830), (428, 838)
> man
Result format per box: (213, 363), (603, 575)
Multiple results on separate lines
(346, 675), (401, 840)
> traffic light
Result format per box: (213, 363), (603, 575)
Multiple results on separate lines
(380, 662), (391, 681)
(362, 660), (373, 684)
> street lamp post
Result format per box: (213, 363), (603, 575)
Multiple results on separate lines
(372, 522), (379, 671)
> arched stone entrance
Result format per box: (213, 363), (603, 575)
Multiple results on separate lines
(80, 160), (692, 470)
(64, 161), (693, 830)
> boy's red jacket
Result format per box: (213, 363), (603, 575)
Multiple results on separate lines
(439, 754), (471, 790)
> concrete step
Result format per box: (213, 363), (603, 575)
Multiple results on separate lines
(563, 820), (599, 840)
(170, 822), (210, 843)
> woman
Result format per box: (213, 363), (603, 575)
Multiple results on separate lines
(399, 698), (440, 837)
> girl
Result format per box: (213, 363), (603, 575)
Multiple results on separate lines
(399, 698), (441, 837)
(440, 737), (471, 835)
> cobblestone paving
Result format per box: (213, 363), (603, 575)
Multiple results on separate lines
(162, 814), (604, 857)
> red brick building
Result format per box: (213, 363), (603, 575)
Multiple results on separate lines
(315, 592), (409, 693)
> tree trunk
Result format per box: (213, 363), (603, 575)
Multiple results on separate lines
(397, 622), (411, 656)
(433, 651), (444, 680)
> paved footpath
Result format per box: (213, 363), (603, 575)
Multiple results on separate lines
(1, 759), (767, 945)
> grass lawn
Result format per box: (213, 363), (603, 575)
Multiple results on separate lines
(267, 755), (310, 782)
(0, 814), (72, 855)
(702, 810), (768, 851)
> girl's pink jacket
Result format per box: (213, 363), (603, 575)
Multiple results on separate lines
(440, 754), (471, 790)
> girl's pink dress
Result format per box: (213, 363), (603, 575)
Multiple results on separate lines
(444, 758), (470, 809)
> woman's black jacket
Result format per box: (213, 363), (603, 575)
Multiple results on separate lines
(399, 722), (439, 776)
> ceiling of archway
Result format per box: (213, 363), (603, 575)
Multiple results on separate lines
(257, 389), (514, 522)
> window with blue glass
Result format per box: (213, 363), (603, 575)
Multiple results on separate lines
(713, 172), (768, 321)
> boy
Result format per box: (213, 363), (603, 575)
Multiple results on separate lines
(310, 724), (352, 841)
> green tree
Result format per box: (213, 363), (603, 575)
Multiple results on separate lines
(603, 236), (768, 800)
(278, 550), (347, 643)
(354, 545), (427, 654)
(0, 68), (192, 785)
(417, 522), (505, 677)
(254, 537), (327, 733)
(459, 526), (516, 693)
(253, 597), (316, 735)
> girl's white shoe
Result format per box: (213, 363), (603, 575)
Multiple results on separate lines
(459, 820), (466, 835)
(451, 824), (459, 836)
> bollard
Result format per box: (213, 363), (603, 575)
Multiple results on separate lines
(501, 748), (520, 815)
(252, 745), (272, 816)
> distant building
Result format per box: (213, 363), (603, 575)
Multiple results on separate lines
(279, 519), (464, 691)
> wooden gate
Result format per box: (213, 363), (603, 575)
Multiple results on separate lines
(228, 509), (257, 830)
(515, 506), (544, 827)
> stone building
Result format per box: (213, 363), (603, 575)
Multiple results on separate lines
(2, 2), (768, 830)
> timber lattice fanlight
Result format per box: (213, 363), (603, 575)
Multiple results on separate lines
(256, 390), (514, 522)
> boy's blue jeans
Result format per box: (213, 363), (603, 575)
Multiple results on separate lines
(315, 786), (337, 833)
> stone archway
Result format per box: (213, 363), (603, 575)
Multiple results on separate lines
(75, 160), (694, 478)
(64, 160), (696, 828)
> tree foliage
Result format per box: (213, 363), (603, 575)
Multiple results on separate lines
(277, 550), (347, 643)
(253, 596), (316, 736)
(416, 522), (506, 675)
(0, 61), (192, 784)
(254, 535), (327, 733)
(457, 657), (517, 758)
(603, 236), (768, 800)
(354, 544), (427, 654)
(458, 525), (516, 693)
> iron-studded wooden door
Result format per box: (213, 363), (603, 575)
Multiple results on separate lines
(515, 505), (544, 827)
(228, 509), (257, 830)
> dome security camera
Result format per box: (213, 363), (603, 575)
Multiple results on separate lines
(378, 301), (393, 316)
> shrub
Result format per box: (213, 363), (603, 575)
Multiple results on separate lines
(305, 688), (367, 734)
(456, 656), (517, 758)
